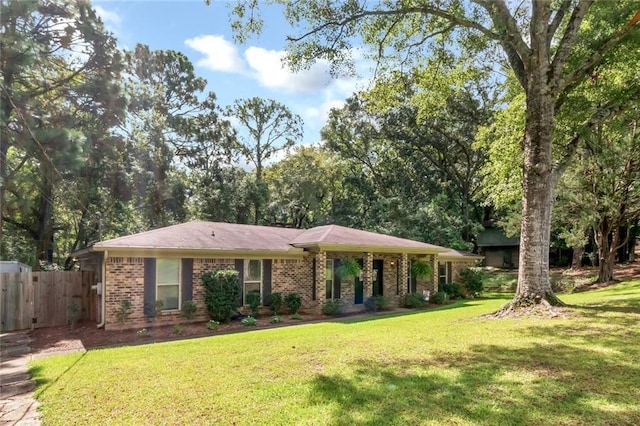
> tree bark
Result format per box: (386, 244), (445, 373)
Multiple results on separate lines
(571, 246), (584, 269)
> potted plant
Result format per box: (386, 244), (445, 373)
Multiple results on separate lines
(411, 260), (432, 279)
(335, 258), (362, 280)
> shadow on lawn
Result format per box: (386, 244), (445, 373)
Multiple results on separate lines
(309, 296), (640, 425)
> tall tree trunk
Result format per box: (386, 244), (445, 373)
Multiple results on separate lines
(36, 162), (55, 267)
(500, 65), (563, 314)
(571, 246), (584, 269)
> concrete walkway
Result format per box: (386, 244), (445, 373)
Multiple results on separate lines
(0, 332), (40, 425)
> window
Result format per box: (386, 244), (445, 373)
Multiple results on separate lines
(438, 262), (451, 285)
(244, 259), (262, 305)
(157, 258), (180, 310)
(325, 259), (334, 299)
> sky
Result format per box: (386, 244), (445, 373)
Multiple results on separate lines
(93, 0), (370, 145)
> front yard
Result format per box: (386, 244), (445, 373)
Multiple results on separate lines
(31, 280), (640, 425)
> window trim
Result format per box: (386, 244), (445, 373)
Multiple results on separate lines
(156, 258), (181, 311)
(325, 259), (335, 300)
(243, 259), (263, 305)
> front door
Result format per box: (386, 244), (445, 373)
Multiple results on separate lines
(372, 259), (383, 296)
(354, 259), (364, 304)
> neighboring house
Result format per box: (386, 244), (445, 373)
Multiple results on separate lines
(74, 221), (482, 330)
(477, 227), (520, 268)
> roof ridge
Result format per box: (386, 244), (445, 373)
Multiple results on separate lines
(318, 224), (336, 242)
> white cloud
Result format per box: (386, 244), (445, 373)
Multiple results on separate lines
(244, 47), (331, 93)
(185, 35), (246, 73)
(94, 5), (121, 26)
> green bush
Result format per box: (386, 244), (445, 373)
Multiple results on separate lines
(145, 300), (164, 319)
(67, 302), (80, 328)
(364, 295), (390, 312)
(266, 292), (283, 315)
(321, 300), (344, 317)
(402, 292), (426, 309)
(241, 316), (257, 326)
(290, 313), (302, 320)
(246, 292), (261, 317)
(173, 325), (185, 335)
(431, 291), (450, 305)
(460, 268), (484, 297)
(206, 320), (220, 331)
(180, 300), (197, 320)
(270, 315), (282, 324)
(441, 283), (465, 299)
(202, 269), (240, 323)
(284, 293), (302, 314)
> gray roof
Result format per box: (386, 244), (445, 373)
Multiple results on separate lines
(90, 221), (448, 254)
(477, 227), (520, 247)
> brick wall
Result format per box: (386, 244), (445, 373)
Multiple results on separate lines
(272, 254), (314, 310)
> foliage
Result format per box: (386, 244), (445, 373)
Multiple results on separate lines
(335, 258), (362, 280)
(245, 292), (261, 317)
(266, 292), (283, 315)
(364, 295), (390, 312)
(289, 313), (302, 320)
(145, 300), (164, 319)
(241, 316), (257, 326)
(172, 325), (185, 336)
(180, 300), (198, 320)
(284, 293), (302, 314)
(114, 300), (134, 326)
(269, 316), (282, 324)
(460, 268), (485, 297)
(67, 303), (80, 328)
(441, 283), (465, 300)
(202, 270), (240, 323)
(402, 293), (427, 309)
(411, 261), (432, 280)
(135, 329), (151, 338)
(430, 291), (450, 305)
(206, 320), (220, 331)
(321, 300), (344, 317)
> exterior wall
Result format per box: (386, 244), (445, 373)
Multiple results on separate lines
(271, 254), (314, 310)
(482, 247), (519, 268)
(410, 255), (437, 296)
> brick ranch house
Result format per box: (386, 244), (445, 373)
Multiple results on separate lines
(74, 221), (482, 330)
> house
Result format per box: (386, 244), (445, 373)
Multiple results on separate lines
(74, 221), (482, 330)
(438, 249), (484, 285)
(477, 226), (520, 268)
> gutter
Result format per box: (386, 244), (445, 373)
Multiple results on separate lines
(96, 249), (108, 328)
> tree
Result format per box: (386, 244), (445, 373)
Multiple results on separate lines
(225, 97), (303, 224)
(226, 1), (640, 313)
(0, 0), (123, 265)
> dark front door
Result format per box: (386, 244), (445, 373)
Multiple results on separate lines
(354, 258), (364, 304)
(372, 259), (383, 296)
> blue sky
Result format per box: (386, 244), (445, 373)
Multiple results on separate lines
(94, 0), (369, 144)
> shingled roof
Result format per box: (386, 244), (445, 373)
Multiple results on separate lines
(86, 221), (448, 255)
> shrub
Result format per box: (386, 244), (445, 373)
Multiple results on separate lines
(431, 291), (450, 305)
(145, 300), (164, 319)
(284, 293), (302, 314)
(246, 292), (261, 317)
(202, 269), (240, 323)
(290, 313), (302, 320)
(181, 300), (197, 320)
(173, 325), (185, 335)
(67, 302), (80, 328)
(321, 300), (344, 317)
(365, 295), (391, 312)
(266, 292), (283, 315)
(441, 283), (465, 299)
(270, 315), (282, 324)
(241, 316), (257, 326)
(402, 292), (426, 309)
(206, 320), (220, 331)
(460, 268), (484, 297)
(114, 300), (133, 326)
(136, 328), (151, 338)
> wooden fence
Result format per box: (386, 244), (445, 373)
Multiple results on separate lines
(0, 271), (96, 332)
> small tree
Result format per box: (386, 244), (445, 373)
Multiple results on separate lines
(202, 269), (240, 322)
(246, 292), (261, 317)
(115, 300), (133, 326)
(181, 300), (198, 320)
(284, 293), (302, 314)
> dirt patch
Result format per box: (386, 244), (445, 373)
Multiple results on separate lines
(30, 313), (329, 356)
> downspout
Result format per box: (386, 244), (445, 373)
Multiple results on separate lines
(97, 250), (108, 328)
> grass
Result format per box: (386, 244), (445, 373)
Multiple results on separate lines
(30, 280), (640, 425)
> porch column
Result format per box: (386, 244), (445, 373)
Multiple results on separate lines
(362, 252), (373, 297)
(431, 254), (439, 293)
(315, 251), (326, 301)
(399, 253), (409, 296)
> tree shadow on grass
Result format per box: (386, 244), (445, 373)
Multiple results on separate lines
(308, 340), (640, 426)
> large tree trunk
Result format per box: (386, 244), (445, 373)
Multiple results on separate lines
(498, 62), (563, 315)
(571, 246), (584, 269)
(596, 223), (619, 283)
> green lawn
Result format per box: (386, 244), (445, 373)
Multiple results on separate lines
(31, 280), (640, 425)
